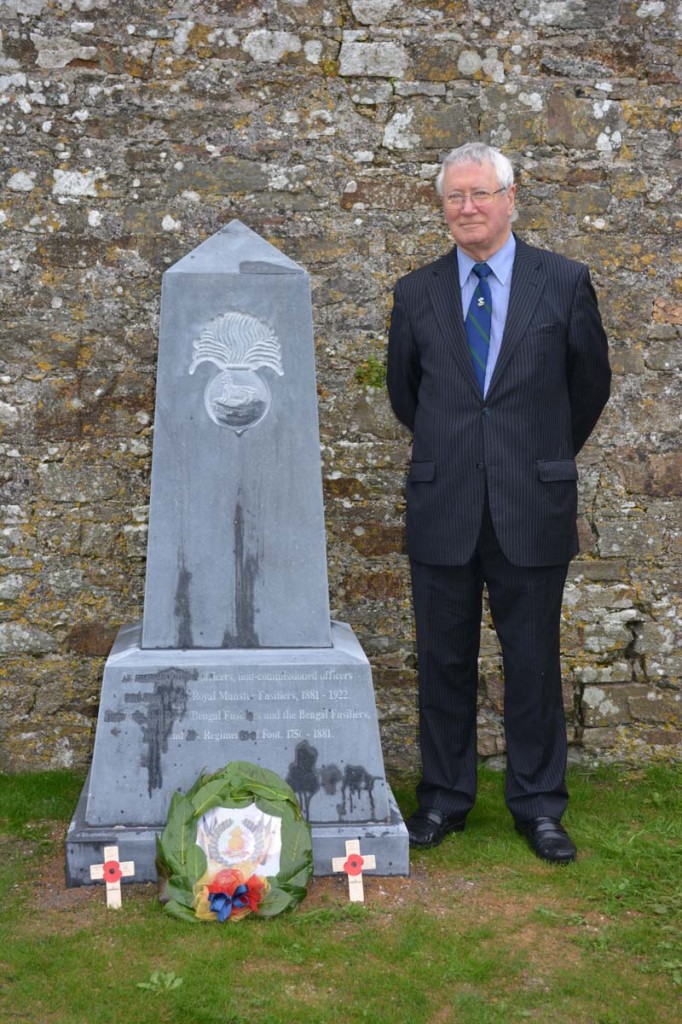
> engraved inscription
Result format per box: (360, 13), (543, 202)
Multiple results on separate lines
(166, 667), (369, 746)
(189, 310), (284, 435)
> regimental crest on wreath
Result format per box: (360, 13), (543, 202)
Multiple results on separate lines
(188, 311), (284, 435)
(196, 805), (283, 878)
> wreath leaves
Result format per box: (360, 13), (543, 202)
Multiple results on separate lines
(156, 761), (313, 923)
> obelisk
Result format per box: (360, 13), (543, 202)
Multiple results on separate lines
(66, 222), (408, 884)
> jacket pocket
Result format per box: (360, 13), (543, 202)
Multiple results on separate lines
(408, 460), (435, 482)
(537, 459), (578, 482)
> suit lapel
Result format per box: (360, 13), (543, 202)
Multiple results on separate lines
(426, 238), (546, 397)
(487, 237), (545, 395)
(427, 249), (481, 394)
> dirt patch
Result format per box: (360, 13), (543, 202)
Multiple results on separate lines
(303, 858), (477, 913)
(33, 835), (436, 915)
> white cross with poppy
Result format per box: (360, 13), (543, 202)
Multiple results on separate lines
(89, 845), (135, 909)
(332, 838), (376, 902)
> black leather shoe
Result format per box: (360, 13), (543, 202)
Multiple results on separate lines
(406, 807), (466, 848)
(514, 816), (577, 864)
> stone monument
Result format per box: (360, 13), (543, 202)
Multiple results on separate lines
(66, 221), (408, 885)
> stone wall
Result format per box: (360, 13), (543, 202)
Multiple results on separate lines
(1, 0), (680, 774)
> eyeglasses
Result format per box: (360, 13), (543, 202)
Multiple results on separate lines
(444, 187), (507, 209)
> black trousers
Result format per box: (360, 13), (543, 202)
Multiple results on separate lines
(410, 499), (570, 822)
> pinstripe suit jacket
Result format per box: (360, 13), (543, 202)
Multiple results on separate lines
(387, 236), (611, 567)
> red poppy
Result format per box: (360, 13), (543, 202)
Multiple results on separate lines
(102, 860), (122, 883)
(343, 854), (364, 877)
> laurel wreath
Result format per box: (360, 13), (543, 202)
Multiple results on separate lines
(155, 761), (313, 922)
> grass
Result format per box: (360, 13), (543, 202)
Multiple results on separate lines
(0, 765), (680, 1023)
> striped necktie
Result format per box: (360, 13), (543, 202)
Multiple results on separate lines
(466, 262), (493, 394)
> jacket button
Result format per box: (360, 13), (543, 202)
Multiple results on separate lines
(482, 408), (491, 417)
(476, 462), (485, 470)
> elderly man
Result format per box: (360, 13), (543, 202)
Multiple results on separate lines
(387, 142), (611, 863)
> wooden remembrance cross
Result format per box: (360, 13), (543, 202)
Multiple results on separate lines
(90, 845), (135, 909)
(332, 838), (376, 902)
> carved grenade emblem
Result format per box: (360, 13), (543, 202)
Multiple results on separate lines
(189, 311), (284, 434)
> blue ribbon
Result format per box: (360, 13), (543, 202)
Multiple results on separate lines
(208, 883), (249, 922)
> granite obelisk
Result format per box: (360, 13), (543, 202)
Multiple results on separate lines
(66, 221), (408, 884)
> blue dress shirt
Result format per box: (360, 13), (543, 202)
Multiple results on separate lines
(458, 233), (516, 397)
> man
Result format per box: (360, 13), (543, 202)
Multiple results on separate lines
(387, 142), (611, 863)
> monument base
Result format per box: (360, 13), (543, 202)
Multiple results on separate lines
(65, 776), (408, 884)
(65, 619), (409, 885)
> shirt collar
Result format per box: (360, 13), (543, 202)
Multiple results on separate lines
(457, 232), (516, 287)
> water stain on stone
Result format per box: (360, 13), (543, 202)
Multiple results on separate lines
(223, 500), (259, 648)
(130, 667), (195, 795)
(286, 741), (382, 821)
(340, 765), (377, 819)
(104, 710), (125, 723)
(174, 555), (193, 648)
(286, 740), (320, 817)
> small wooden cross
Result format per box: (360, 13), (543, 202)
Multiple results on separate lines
(89, 845), (135, 909)
(332, 838), (376, 902)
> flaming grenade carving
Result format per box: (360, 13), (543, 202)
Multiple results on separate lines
(189, 311), (284, 435)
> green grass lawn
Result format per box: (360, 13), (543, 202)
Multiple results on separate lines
(0, 764), (679, 1024)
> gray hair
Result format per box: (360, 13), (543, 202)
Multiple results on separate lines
(435, 143), (515, 196)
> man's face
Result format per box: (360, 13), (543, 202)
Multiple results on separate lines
(441, 160), (515, 261)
